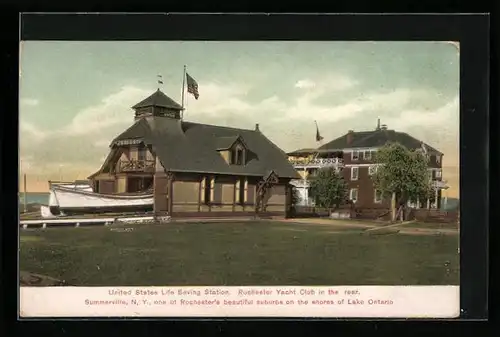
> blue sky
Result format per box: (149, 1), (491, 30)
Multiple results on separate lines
(19, 41), (459, 195)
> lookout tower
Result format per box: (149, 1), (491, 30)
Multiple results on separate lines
(132, 89), (183, 121)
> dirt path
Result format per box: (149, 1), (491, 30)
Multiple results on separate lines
(278, 218), (458, 236)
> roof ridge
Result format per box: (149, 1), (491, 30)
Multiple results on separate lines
(184, 121), (256, 132)
(132, 90), (182, 109)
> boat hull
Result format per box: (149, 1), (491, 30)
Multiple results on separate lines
(46, 182), (154, 217)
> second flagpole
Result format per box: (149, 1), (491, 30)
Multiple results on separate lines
(181, 65), (186, 120)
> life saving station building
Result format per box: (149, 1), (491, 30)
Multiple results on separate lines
(287, 121), (449, 209)
(87, 89), (300, 218)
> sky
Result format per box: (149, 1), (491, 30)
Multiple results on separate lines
(19, 41), (460, 197)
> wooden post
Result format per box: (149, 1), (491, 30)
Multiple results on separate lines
(209, 176), (215, 212)
(233, 178), (240, 212)
(23, 173), (27, 213)
(166, 172), (175, 216)
(153, 171), (157, 218)
(198, 176), (204, 212)
(243, 177), (248, 211)
(435, 187), (439, 209)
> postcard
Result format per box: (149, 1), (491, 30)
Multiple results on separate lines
(19, 40), (460, 318)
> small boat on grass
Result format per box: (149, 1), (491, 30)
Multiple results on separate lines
(43, 181), (153, 218)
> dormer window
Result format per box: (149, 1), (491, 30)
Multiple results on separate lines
(216, 135), (248, 166)
(230, 146), (245, 165)
(236, 149), (243, 165)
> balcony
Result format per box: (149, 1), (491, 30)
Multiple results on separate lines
(288, 157), (344, 169)
(117, 159), (155, 173)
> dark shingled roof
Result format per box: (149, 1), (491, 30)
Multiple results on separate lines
(132, 89), (183, 110)
(315, 129), (442, 154)
(111, 117), (300, 179)
(110, 118), (151, 144)
(215, 135), (246, 150)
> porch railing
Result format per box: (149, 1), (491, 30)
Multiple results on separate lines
(117, 159), (155, 173)
(288, 157), (343, 169)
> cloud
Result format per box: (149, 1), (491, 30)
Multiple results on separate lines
(20, 98), (39, 106)
(295, 74), (358, 92)
(20, 121), (47, 140)
(383, 96), (459, 166)
(63, 86), (151, 135)
(385, 96), (459, 130)
(295, 79), (316, 89)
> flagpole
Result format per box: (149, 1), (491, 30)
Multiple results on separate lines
(23, 173), (27, 213)
(181, 65), (186, 120)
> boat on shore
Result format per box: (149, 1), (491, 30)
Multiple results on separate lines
(42, 181), (153, 218)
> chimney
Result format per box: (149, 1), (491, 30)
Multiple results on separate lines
(346, 130), (354, 145)
(376, 118), (381, 130)
(255, 123), (260, 132)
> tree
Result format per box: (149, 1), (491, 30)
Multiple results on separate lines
(372, 142), (432, 221)
(309, 167), (349, 210)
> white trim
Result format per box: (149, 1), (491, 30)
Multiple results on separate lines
(330, 147), (380, 153)
(314, 146), (442, 156)
(374, 189), (382, 203)
(368, 165), (378, 175)
(351, 150), (360, 161)
(349, 188), (358, 203)
(350, 166), (359, 181)
(345, 163), (381, 168)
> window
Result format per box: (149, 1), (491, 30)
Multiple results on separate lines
(351, 167), (359, 181)
(435, 169), (442, 178)
(374, 189), (383, 203)
(364, 150), (372, 160)
(230, 146), (245, 165)
(436, 155), (441, 165)
(368, 165), (377, 176)
(137, 146), (146, 161)
(239, 178), (245, 204)
(230, 150), (237, 165)
(236, 149), (243, 165)
(204, 177), (212, 204)
(349, 188), (358, 203)
(351, 151), (359, 161)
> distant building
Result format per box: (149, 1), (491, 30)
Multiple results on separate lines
(88, 89), (300, 218)
(287, 119), (449, 209)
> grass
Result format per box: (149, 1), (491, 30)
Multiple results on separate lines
(401, 222), (459, 229)
(19, 221), (459, 286)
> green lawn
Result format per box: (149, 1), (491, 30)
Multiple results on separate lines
(402, 222), (459, 230)
(19, 221), (459, 286)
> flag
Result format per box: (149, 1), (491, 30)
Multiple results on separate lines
(186, 72), (199, 100)
(157, 74), (163, 85)
(315, 121), (324, 142)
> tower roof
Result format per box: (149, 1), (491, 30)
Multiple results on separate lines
(132, 89), (183, 110)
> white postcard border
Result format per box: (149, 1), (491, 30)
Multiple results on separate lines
(20, 285), (460, 318)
